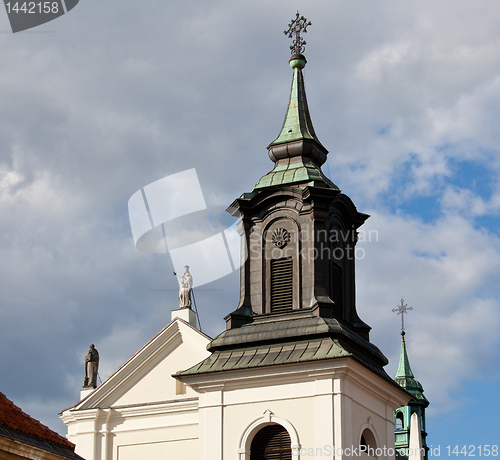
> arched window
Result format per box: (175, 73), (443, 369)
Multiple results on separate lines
(250, 424), (292, 460)
(395, 412), (404, 431)
(360, 428), (377, 457)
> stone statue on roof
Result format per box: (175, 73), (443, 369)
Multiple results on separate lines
(83, 344), (99, 389)
(178, 265), (193, 309)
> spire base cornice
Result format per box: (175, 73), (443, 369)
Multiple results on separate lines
(268, 138), (328, 165)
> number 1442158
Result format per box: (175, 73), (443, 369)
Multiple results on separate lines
(5, 2), (59, 13)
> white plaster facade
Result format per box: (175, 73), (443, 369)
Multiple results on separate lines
(60, 309), (211, 460)
(61, 308), (410, 460)
(182, 356), (409, 460)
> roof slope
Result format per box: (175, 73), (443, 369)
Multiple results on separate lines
(0, 391), (84, 459)
(179, 315), (392, 382)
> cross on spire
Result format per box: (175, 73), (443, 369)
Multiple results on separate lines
(392, 297), (413, 336)
(284, 12), (312, 55)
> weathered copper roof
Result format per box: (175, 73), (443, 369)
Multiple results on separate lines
(395, 335), (414, 379)
(209, 315), (382, 355)
(0, 391), (84, 459)
(394, 336), (429, 405)
(253, 156), (338, 191)
(179, 315), (392, 381)
(180, 336), (386, 378)
(254, 54), (335, 191)
(268, 57), (322, 148)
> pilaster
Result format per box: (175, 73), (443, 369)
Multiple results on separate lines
(198, 387), (224, 460)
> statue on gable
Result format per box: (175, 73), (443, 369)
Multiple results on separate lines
(83, 344), (99, 389)
(178, 265), (193, 309)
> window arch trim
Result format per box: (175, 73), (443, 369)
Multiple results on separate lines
(357, 417), (381, 457)
(238, 411), (300, 460)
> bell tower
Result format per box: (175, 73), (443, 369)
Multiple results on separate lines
(177, 15), (411, 460)
(225, 28), (371, 340)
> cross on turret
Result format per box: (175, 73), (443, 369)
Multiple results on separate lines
(392, 297), (413, 336)
(284, 12), (312, 55)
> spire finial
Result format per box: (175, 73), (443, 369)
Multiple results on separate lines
(392, 296), (413, 336)
(284, 12), (312, 56)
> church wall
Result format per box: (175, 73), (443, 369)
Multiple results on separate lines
(110, 420), (198, 460)
(67, 401), (200, 460)
(190, 359), (409, 460)
(222, 395), (316, 448)
(71, 429), (95, 460)
(61, 318), (211, 460)
(345, 368), (411, 459)
(222, 377), (314, 405)
(111, 338), (205, 407)
(117, 438), (198, 460)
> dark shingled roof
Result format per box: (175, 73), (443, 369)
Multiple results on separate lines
(180, 336), (386, 378)
(0, 391), (84, 460)
(178, 315), (394, 384)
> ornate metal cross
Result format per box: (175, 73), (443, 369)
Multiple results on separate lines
(284, 12), (312, 55)
(392, 297), (413, 335)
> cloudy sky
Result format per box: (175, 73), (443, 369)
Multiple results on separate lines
(0, 0), (499, 453)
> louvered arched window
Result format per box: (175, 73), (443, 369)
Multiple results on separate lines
(270, 258), (293, 313)
(250, 424), (292, 460)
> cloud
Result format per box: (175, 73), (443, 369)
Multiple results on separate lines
(356, 210), (500, 411)
(0, 0), (499, 441)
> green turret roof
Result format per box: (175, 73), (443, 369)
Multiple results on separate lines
(395, 334), (429, 405)
(395, 335), (414, 379)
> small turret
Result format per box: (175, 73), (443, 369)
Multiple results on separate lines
(392, 298), (429, 459)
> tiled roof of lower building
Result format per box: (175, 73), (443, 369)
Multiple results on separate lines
(0, 391), (84, 460)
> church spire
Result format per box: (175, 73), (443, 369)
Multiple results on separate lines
(395, 333), (415, 380)
(254, 13), (335, 191)
(268, 54), (324, 155)
(394, 333), (427, 401)
(393, 297), (415, 380)
(392, 298), (426, 397)
(392, 299), (429, 460)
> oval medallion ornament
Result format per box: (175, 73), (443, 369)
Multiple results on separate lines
(272, 228), (290, 248)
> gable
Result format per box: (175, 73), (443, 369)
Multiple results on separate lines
(112, 334), (207, 407)
(72, 318), (211, 411)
